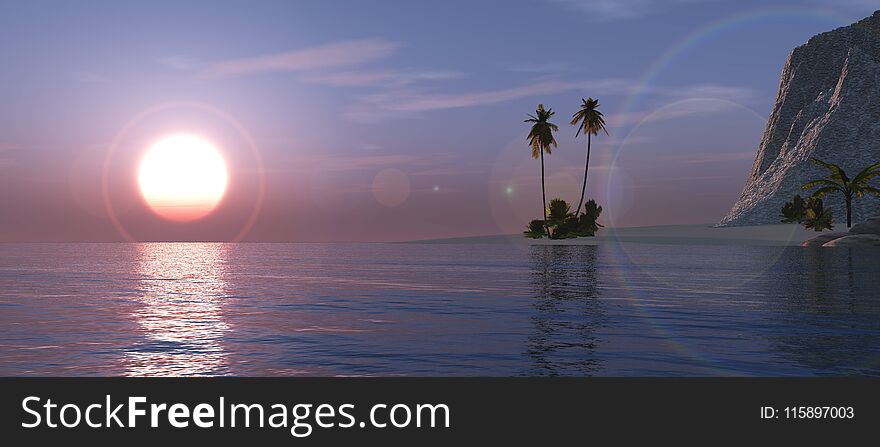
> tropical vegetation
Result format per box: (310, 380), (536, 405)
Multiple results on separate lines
(780, 194), (834, 231)
(524, 104), (559, 237)
(523, 99), (608, 239)
(524, 197), (603, 239)
(801, 158), (880, 228)
(570, 98), (608, 217)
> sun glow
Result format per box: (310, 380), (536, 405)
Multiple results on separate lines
(138, 134), (228, 222)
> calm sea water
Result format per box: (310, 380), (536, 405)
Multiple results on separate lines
(0, 242), (878, 376)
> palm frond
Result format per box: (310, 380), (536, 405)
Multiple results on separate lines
(808, 186), (840, 198)
(810, 158), (849, 183)
(852, 161), (880, 184)
(802, 179), (842, 190)
(860, 185), (880, 197)
(525, 104), (558, 156)
(571, 97), (609, 138)
(810, 157), (842, 172)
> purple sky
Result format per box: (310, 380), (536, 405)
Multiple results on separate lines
(0, 0), (875, 241)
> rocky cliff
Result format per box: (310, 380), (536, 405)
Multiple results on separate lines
(720, 11), (880, 226)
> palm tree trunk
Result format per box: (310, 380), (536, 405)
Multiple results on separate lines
(846, 195), (852, 228)
(575, 133), (592, 216)
(540, 148), (549, 238)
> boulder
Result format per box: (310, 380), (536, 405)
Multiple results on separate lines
(801, 232), (850, 247)
(821, 234), (880, 247)
(848, 217), (880, 235)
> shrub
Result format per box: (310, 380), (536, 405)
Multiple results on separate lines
(576, 200), (604, 237)
(524, 219), (546, 238)
(547, 198), (570, 227)
(523, 198), (603, 239)
(780, 195), (833, 231)
(780, 195), (807, 223)
(803, 197), (834, 231)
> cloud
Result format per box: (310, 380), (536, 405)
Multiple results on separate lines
(341, 78), (761, 124)
(551, 0), (712, 22)
(508, 63), (569, 75)
(343, 78), (638, 122)
(69, 71), (110, 83)
(552, 0), (654, 21)
(609, 101), (741, 127)
(807, 0), (880, 13)
(199, 38), (402, 79)
(288, 150), (461, 178)
(0, 144), (19, 170)
(665, 83), (763, 104)
(341, 76), (763, 124)
(156, 55), (201, 71)
(301, 69), (462, 87)
(324, 153), (457, 172)
(661, 151), (757, 164)
(607, 83), (765, 126)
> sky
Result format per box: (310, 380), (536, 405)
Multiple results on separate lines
(0, 0), (877, 242)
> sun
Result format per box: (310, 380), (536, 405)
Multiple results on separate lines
(138, 134), (228, 222)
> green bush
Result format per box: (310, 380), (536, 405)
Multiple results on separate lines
(577, 200), (604, 237)
(780, 195), (807, 223)
(803, 197), (834, 231)
(780, 195), (833, 231)
(524, 219), (546, 238)
(547, 198), (570, 227)
(524, 198), (603, 239)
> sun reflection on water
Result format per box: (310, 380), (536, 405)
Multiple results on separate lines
(126, 243), (230, 376)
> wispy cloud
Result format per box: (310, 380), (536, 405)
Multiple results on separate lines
(70, 71), (111, 83)
(807, 0), (880, 13)
(666, 83), (763, 104)
(323, 153), (457, 172)
(156, 55), (201, 71)
(661, 151), (757, 164)
(607, 83), (765, 126)
(0, 143), (19, 170)
(508, 63), (569, 75)
(199, 38), (402, 79)
(301, 69), (462, 87)
(551, 0), (711, 22)
(344, 78), (638, 122)
(341, 77), (762, 124)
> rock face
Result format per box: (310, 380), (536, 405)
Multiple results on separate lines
(720, 11), (880, 226)
(849, 216), (880, 234)
(800, 231), (850, 247)
(822, 233), (880, 247)
(801, 215), (880, 247)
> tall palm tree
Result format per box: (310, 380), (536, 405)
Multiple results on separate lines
(802, 158), (880, 227)
(525, 104), (559, 236)
(570, 98), (608, 217)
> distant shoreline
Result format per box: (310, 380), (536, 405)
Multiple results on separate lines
(401, 224), (832, 246)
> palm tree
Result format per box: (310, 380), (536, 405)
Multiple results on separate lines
(525, 104), (559, 237)
(570, 98), (608, 217)
(802, 158), (880, 228)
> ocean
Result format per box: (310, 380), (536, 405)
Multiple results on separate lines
(1, 242), (877, 376)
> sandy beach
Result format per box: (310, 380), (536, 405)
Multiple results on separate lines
(404, 224), (831, 246)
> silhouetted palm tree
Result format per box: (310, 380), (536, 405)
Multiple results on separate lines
(570, 98), (608, 216)
(802, 158), (880, 227)
(525, 104), (559, 236)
